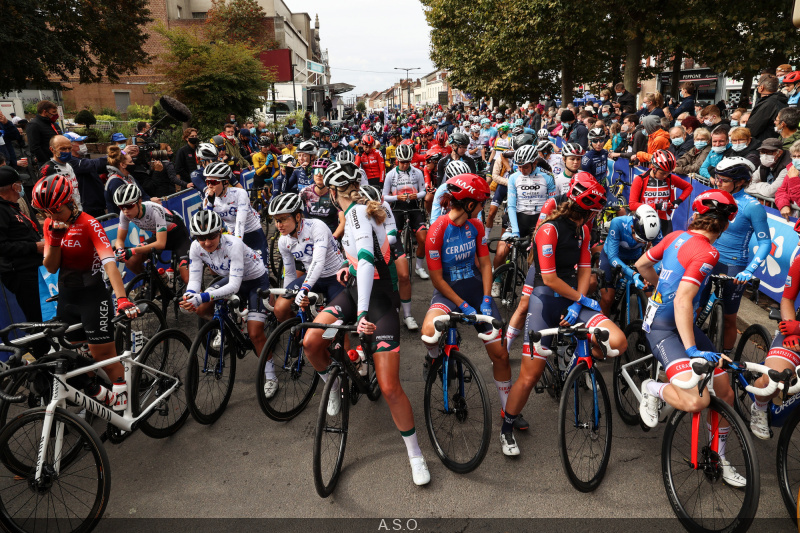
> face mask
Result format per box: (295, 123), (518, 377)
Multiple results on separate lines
(616, 92), (623, 97)
(600, 97), (606, 102)
(731, 142), (747, 152)
(187, 137), (198, 145)
(611, 119), (619, 124)
(621, 124), (629, 132)
(561, 122), (569, 129)
(671, 137), (685, 147)
(730, 120), (739, 127)
(57, 151), (71, 162)
(711, 144), (727, 153)
(780, 76), (786, 83)
(704, 119), (714, 126)
(78, 144), (88, 156)
(642, 130), (649, 137)
(694, 141), (708, 150)
(793, 158), (800, 169)
(17, 184), (24, 197)
(250, 127), (256, 135)
(761, 154), (776, 166)
(776, 124), (784, 133)
(49, 114), (59, 123)
(118, 143), (127, 150)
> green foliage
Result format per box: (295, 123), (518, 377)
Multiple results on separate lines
(99, 107), (119, 118)
(126, 104), (151, 120)
(95, 115), (118, 122)
(23, 102), (37, 115)
(73, 110), (96, 127)
(356, 101), (366, 113)
(152, 26), (276, 132)
(206, 0), (278, 53)
(0, 0), (152, 94)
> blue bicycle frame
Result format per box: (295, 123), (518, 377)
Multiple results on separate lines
(204, 299), (252, 376)
(441, 326), (466, 413)
(734, 371), (800, 428)
(567, 335), (602, 432)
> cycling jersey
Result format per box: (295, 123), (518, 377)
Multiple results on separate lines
(356, 149), (385, 184)
(602, 215), (662, 279)
(385, 144), (397, 168)
(328, 145), (350, 161)
(507, 169), (555, 236)
(532, 217), (591, 287)
(43, 212), (115, 289)
(467, 137), (484, 160)
(187, 233), (266, 300)
(490, 136), (511, 162)
(205, 186), (261, 237)
(629, 170), (692, 221)
(119, 201), (178, 234)
(272, 168), (298, 195)
(478, 127), (495, 146)
(426, 216), (487, 283)
(546, 153), (565, 177)
(580, 149), (608, 184)
(341, 203), (394, 313)
(713, 188), (771, 270)
(293, 166), (313, 190)
(252, 151), (277, 181)
(554, 172), (572, 196)
(278, 218), (343, 289)
(299, 184), (340, 234)
(383, 166), (426, 208)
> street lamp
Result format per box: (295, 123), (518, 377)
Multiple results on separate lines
(395, 67), (420, 112)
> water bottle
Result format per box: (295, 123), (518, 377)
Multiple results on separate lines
(166, 267), (174, 284)
(348, 349), (365, 376)
(238, 308), (249, 334)
(112, 378), (128, 411)
(86, 382), (116, 408)
(158, 267), (168, 284)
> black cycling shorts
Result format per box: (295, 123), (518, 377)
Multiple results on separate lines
(394, 206), (428, 233)
(323, 278), (400, 352)
(57, 285), (114, 345)
(145, 222), (192, 262)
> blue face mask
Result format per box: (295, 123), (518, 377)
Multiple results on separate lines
(793, 158), (800, 169)
(616, 92), (623, 97)
(730, 120), (739, 127)
(711, 144), (727, 153)
(561, 122), (569, 129)
(731, 142), (747, 152)
(250, 127), (256, 135)
(16, 184), (23, 197)
(642, 130), (649, 137)
(57, 151), (71, 162)
(694, 141), (708, 150)
(671, 137), (685, 147)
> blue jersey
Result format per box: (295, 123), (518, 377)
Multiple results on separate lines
(294, 166), (313, 190)
(426, 216), (488, 283)
(581, 149), (609, 185)
(603, 216), (662, 278)
(430, 181), (483, 223)
(713, 188), (770, 270)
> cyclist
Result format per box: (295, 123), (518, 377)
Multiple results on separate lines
(581, 127), (609, 186)
(35, 175), (138, 407)
(702, 157), (770, 355)
(554, 143), (585, 196)
(385, 132), (399, 171)
(430, 160), (473, 222)
(281, 136), (297, 157)
(191, 142), (220, 190)
(423, 148), (443, 214)
(112, 183), (191, 285)
(299, 157), (343, 238)
(252, 137), (278, 194)
(597, 205), (662, 316)
(466, 124), (485, 172)
(436, 132), (476, 186)
(303, 161), (431, 486)
(629, 149), (693, 235)
(272, 154), (297, 195)
(421, 173), (523, 429)
(487, 123), (512, 175)
(355, 134), (385, 187)
(383, 144), (430, 280)
(537, 139), (564, 177)
(635, 190), (746, 487)
(202, 161), (268, 263)
(501, 175), (625, 456)
(294, 140), (319, 190)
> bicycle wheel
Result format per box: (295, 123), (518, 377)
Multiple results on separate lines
(269, 232), (283, 280)
(256, 317), (319, 421)
(614, 320), (657, 426)
(539, 358), (561, 400)
(423, 350), (491, 473)
(778, 405), (800, 523)
(132, 328), (191, 438)
(124, 272), (153, 302)
(731, 324), (772, 425)
(403, 224), (414, 274)
(662, 397), (759, 533)
(186, 319), (237, 425)
(621, 288), (648, 330)
(707, 303), (725, 353)
(492, 263), (525, 325)
(558, 361), (612, 492)
(313, 366), (350, 498)
(114, 298), (167, 355)
(0, 407), (110, 533)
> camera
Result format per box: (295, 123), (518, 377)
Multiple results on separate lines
(135, 133), (169, 162)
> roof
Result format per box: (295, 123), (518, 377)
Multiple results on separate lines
(306, 82), (355, 95)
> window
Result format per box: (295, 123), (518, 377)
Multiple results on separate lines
(113, 91), (131, 113)
(176, 6), (182, 18)
(192, 12), (207, 19)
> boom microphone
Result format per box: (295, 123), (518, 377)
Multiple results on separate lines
(159, 95), (192, 122)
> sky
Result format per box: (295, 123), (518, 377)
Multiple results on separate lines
(284, 0), (436, 99)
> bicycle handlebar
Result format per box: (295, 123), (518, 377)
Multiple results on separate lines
(259, 288), (320, 304)
(528, 324), (619, 358)
(420, 313), (502, 344)
(674, 359), (800, 397)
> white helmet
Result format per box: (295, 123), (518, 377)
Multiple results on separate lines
(633, 205), (661, 242)
(395, 144), (414, 162)
(196, 143), (218, 161)
(189, 210), (223, 236)
(323, 161), (361, 188)
(537, 128), (550, 139)
(113, 183), (141, 206)
(470, 124), (481, 133)
(337, 150), (356, 163)
(535, 139), (552, 153)
(514, 145), (538, 166)
(359, 185), (382, 203)
(267, 193), (302, 216)
(443, 160), (472, 180)
(296, 140), (319, 155)
(203, 161), (232, 181)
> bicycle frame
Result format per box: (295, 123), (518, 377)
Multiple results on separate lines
(203, 299), (252, 375)
(733, 373), (800, 428)
(277, 307), (310, 375)
(440, 326), (465, 413)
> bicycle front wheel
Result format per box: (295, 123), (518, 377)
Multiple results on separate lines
(731, 324), (772, 425)
(707, 303), (725, 353)
(313, 366), (350, 498)
(256, 317), (319, 421)
(558, 361), (612, 492)
(186, 319), (237, 425)
(114, 298), (167, 355)
(614, 320), (656, 426)
(492, 263), (525, 326)
(662, 397), (759, 533)
(0, 407), (110, 533)
(268, 232), (283, 280)
(777, 404), (800, 522)
(124, 272), (153, 302)
(424, 350), (491, 473)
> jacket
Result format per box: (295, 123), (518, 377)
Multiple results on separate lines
(668, 95), (695, 118)
(782, 130), (800, 151)
(565, 122), (589, 149)
(636, 129), (671, 162)
(67, 155), (107, 217)
(0, 120), (21, 165)
(26, 115), (62, 166)
(615, 91), (636, 111)
(668, 137), (694, 160)
(747, 149), (792, 199)
(0, 197), (42, 276)
(173, 144), (198, 184)
(748, 92), (789, 142)
(775, 169), (800, 210)
(675, 146), (712, 175)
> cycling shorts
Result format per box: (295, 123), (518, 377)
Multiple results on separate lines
(144, 221), (192, 262)
(395, 207), (428, 233)
(699, 262), (747, 315)
(766, 333), (800, 367)
(502, 212), (539, 239)
(210, 272), (270, 323)
(598, 250), (634, 285)
(390, 237), (406, 260)
(243, 229), (269, 268)
(284, 274), (345, 306)
(646, 325), (723, 381)
(57, 285), (114, 345)
(523, 285), (609, 360)
(429, 276), (502, 344)
(491, 185), (507, 207)
(323, 278), (400, 352)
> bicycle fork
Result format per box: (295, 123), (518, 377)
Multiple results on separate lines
(571, 343), (601, 432)
(690, 410), (721, 471)
(442, 328), (464, 413)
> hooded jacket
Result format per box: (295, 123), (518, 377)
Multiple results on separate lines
(635, 116), (671, 162)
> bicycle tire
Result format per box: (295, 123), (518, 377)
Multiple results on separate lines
(662, 396), (759, 533)
(256, 317), (319, 421)
(365, 352), (382, 402)
(124, 272), (153, 302)
(492, 263), (525, 326)
(313, 366), (350, 498)
(423, 351), (491, 473)
(186, 319), (237, 425)
(269, 231), (283, 280)
(558, 361), (612, 492)
(777, 404), (800, 523)
(132, 328), (191, 438)
(621, 288), (647, 330)
(731, 324), (772, 426)
(0, 407), (110, 533)
(614, 320), (657, 426)
(403, 224), (414, 275)
(708, 303), (725, 353)
(114, 298), (167, 356)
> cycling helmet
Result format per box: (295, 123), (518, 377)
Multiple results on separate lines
(514, 118), (524, 126)
(257, 137), (271, 147)
(651, 149), (676, 172)
(512, 126), (524, 136)
(196, 143), (218, 161)
(190, 209), (223, 236)
(480, 118), (491, 126)
(568, 172), (607, 212)
(282, 135), (292, 144)
(588, 127), (606, 141)
(495, 113), (503, 120)
(632, 205), (661, 243)
(361, 134), (374, 146)
(211, 135), (226, 149)
(401, 119), (408, 125)
(428, 117), (438, 125)
(321, 127), (330, 135)
(323, 161), (361, 188)
(337, 150), (356, 163)
(497, 124), (511, 133)
(203, 161), (232, 181)
(395, 144), (415, 162)
(443, 160), (473, 180)
(562, 142), (586, 158)
(267, 193), (302, 216)
(537, 128), (550, 139)
(332, 125), (341, 134)
(445, 174), (491, 202)
(784, 71), (800, 84)
(425, 149), (444, 164)
(113, 183), (142, 206)
(435, 130), (448, 144)
(692, 189), (738, 221)
(330, 134), (340, 142)
(450, 132), (469, 147)
(278, 154), (296, 166)
(535, 139), (553, 153)
(296, 140), (319, 155)
(436, 112), (443, 118)
(514, 145), (538, 166)
(311, 125), (321, 133)
(32, 174), (74, 212)
(511, 133), (535, 150)
(714, 156), (756, 181)
(311, 157), (331, 171)
(470, 124), (481, 133)
(359, 185), (382, 203)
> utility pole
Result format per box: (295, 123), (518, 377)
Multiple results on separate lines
(395, 67), (420, 111)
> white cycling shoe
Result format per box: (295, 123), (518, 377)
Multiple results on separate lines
(500, 432), (520, 456)
(639, 379), (660, 429)
(491, 281), (501, 298)
(749, 403), (770, 440)
(403, 315), (419, 331)
(327, 382), (341, 416)
(409, 455), (431, 486)
(415, 267), (430, 280)
(720, 459), (746, 487)
(211, 331), (222, 350)
(263, 379), (279, 399)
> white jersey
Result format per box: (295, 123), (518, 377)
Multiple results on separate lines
(555, 172), (572, 196)
(204, 186), (261, 237)
(119, 201), (178, 234)
(187, 234), (266, 300)
(342, 203), (393, 313)
(382, 166), (426, 204)
(547, 153), (565, 177)
(278, 218), (343, 288)
(48, 160), (81, 209)
(467, 136), (483, 160)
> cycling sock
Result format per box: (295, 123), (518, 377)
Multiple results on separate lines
(427, 345), (439, 359)
(495, 379), (512, 410)
(401, 427), (423, 458)
(754, 398), (770, 410)
(415, 257), (425, 270)
(501, 412), (518, 434)
(318, 368), (330, 383)
(264, 359), (276, 381)
(401, 299), (412, 318)
(707, 423), (730, 459)
(505, 326), (521, 350)
(646, 380), (667, 401)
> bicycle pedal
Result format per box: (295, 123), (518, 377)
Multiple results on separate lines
(534, 383), (544, 394)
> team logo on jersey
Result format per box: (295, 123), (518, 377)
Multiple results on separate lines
(542, 245), (553, 257)
(699, 263), (713, 276)
(786, 277), (793, 288)
(465, 230), (472, 238)
(429, 250), (440, 260)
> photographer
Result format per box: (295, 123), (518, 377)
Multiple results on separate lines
(126, 141), (170, 199)
(173, 128), (199, 187)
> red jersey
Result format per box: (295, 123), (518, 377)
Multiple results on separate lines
(44, 212), (115, 289)
(629, 171), (692, 221)
(355, 149), (385, 183)
(784, 254), (800, 301)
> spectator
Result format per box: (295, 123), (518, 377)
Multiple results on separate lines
(698, 128), (731, 179)
(728, 127), (761, 167)
(668, 125), (693, 159)
(111, 132), (128, 149)
(25, 100), (62, 166)
(640, 92), (665, 118)
(136, 121), (151, 136)
(635, 115), (670, 164)
(776, 107), (800, 150)
(63, 132), (106, 217)
(675, 127), (712, 175)
(173, 128), (199, 187)
(775, 139), (800, 219)
(283, 118), (301, 137)
(748, 137), (791, 199)
(104, 145), (151, 213)
(613, 82), (636, 112)
(220, 123), (248, 170)
(699, 105), (731, 133)
(559, 109), (588, 149)
(238, 128), (255, 159)
(39, 135), (81, 209)
(607, 122), (623, 151)
(681, 116), (701, 137)
(739, 111), (751, 127)
(667, 81), (697, 118)
(748, 74), (789, 142)
(9, 119), (36, 200)
(730, 107), (747, 127)
(303, 111), (312, 139)
(776, 64), (794, 82)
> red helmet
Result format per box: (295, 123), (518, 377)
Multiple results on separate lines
(400, 138), (415, 146)
(651, 149), (676, 173)
(32, 174), (74, 212)
(435, 130), (448, 144)
(784, 71), (800, 84)
(361, 134), (374, 146)
(692, 189), (738, 221)
(445, 174), (491, 203)
(425, 147), (443, 163)
(794, 217), (800, 235)
(568, 172), (607, 212)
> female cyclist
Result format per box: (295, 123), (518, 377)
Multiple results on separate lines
(299, 157), (344, 238)
(112, 183), (191, 284)
(629, 149), (693, 235)
(423, 148), (443, 215)
(302, 161), (431, 486)
(501, 175), (626, 456)
(294, 140), (319, 190)
(635, 190), (745, 486)
(272, 154), (298, 195)
(104, 145), (154, 213)
(35, 175), (138, 408)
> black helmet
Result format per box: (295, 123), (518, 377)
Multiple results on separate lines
(511, 133), (535, 150)
(449, 132), (469, 147)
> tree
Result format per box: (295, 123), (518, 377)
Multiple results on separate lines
(152, 27), (275, 132)
(356, 101), (366, 113)
(206, 0), (278, 53)
(0, 0), (152, 95)
(74, 110), (96, 128)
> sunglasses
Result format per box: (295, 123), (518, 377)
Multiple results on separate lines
(118, 202), (137, 211)
(313, 168), (325, 175)
(205, 180), (224, 186)
(196, 232), (220, 242)
(714, 176), (735, 184)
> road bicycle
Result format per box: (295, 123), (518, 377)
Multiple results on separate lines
(696, 274), (761, 352)
(529, 322), (618, 492)
(124, 248), (188, 325)
(248, 184), (272, 221)
(599, 265), (647, 331)
(489, 235), (529, 326)
(592, 170), (630, 244)
(0, 315), (191, 533)
(395, 206), (426, 274)
(419, 312), (500, 473)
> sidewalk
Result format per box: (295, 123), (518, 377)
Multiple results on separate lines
(735, 292), (777, 335)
